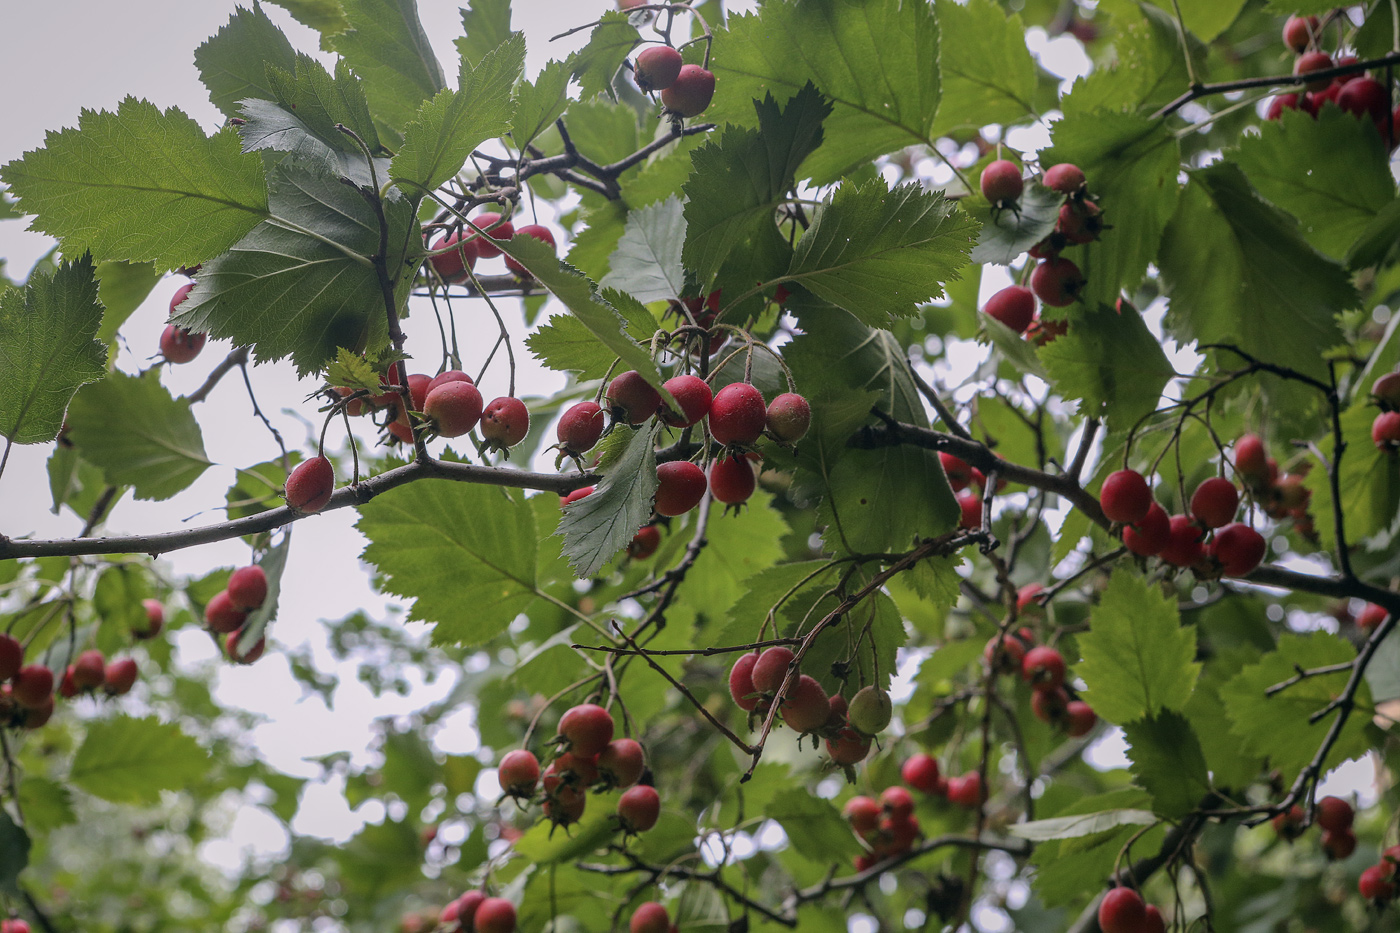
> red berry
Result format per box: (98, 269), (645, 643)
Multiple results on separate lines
(160, 322), (207, 364)
(561, 485), (594, 507)
(627, 524), (661, 559)
(557, 401), (605, 454)
(1266, 93), (1313, 121)
(1295, 52), (1334, 93)
(658, 374), (713, 428)
(825, 727), (872, 764)
(424, 381), (484, 438)
(468, 213), (514, 259)
(1100, 469), (1152, 524)
(0, 634), (22, 681)
(1357, 603), (1388, 631)
(1374, 372), (1400, 408)
(1123, 502), (1171, 557)
(227, 565), (268, 611)
(946, 772), (985, 809)
(63, 669), (80, 700)
(940, 452), (973, 492)
(543, 782), (586, 826)
(497, 749), (540, 797)
(630, 902), (671, 933)
(1321, 827), (1357, 860)
(205, 590), (247, 633)
(473, 897), (516, 933)
(597, 738), (646, 789)
(618, 784), (661, 832)
(1283, 15), (1318, 53)
(1025, 315), (1069, 345)
(286, 456), (334, 513)
(1160, 514), (1206, 567)
(878, 812), (920, 851)
(1191, 477), (1239, 529)
(504, 224), (556, 277)
(1210, 523), (1266, 576)
(1374, 411), (1400, 450)
(980, 159), (1024, 203)
(103, 657), (138, 695)
(135, 599), (164, 639)
(765, 392), (811, 443)
(1235, 433), (1269, 482)
(780, 674), (831, 733)
(1098, 887), (1146, 933)
(427, 370), (475, 394)
(634, 45), (684, 93)
(13, 664), (54, 708)
(1043, 163), (1086, 194)
(1272, 804), (1307, 840)
(729, 651), (761, 710)
(880, 785), (915, 820)
(72, 649), (105, 690)
(559, 703), (614, 758)
(751, 646), (795, 695)
(901, 753), (942, 794)
(1030, 257), (1085, 307)
(660, 64), (715, 117)
(1360, 864), (1397, 901)
(844, 795), (881, 835)
(957, 490), (982, 529)
(1316, 795), (1354, 832)
(607, 370), (663, 426)
(548, 751), (599, 787)
(982, 285), (1036, 334)
(1141, 904), (1166, 933)
(450, 892), (485, 928)
(709, 383), (767, 446)
(480, 397), (530, 449)
(226, 631), (266, 664)
(1338, 77), (1390, 126)
(984, 633), (1028, 676)
(654, 460), (707, 515)
(1064, 700), (1097, 737)
(428, 231), (478, 283)
(1022, 646), (1066, 691)
(1057, 200), (1103, 244)
(1031, 685), (1069, 725)
(709, 455), (757, 505)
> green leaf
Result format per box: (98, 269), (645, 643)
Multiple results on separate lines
(709, 0), (940, 185)
(685, 488), (791, 634)
(95, 260), (161, 345)
(69, 716), (211, 804)
(328, 0), (446, 136)
(247, 53), (381, 159)
(1039, 302), (1175, 431)
(512, 59), (572, 151)
(357, 479), (539, 645)
(17, 777), (76, 833)
(267, 0), (349, 34)
(170, 158), (415, 375)
(1061, 5), (1194, 116)
(195, 4), (299, 120)
(1041, 112), (1180, 310)
(1234, 107), (1395, 260)
(0, 99), (269, 270)
(1183, 645), (1267, 790)
(569, 11), (640, 100)
(1220, 631), (1373, 783)
(1123, 712), (1212, 818)
(768, 788), (861, 862)
(787, 178), (978, 325)
(325, 348), (382, 394)
(931, 0), (1036, 135)
(456, 0), (514, 71)
(682, 84), (831, 285)
(0, 808), (29, 894)
(513, 790), (621, 864)
(0, 254), (107, 444)
(981, 313), (1048, 380)
(599, 195), (687, 303)
(1075, 569), (1200, 724)
(226, 455), (302, 524)
(66, 370), (211, 501)
(1159, 162), (1352, 382)
(392, 33), (523, 195)
(968, 182), (1061, 265)
(1008, 808), (1157, 841)
(46, 444), (110, 518)
(1143, 0), (1245, 42)
(93, 564), (154, 642)
(557, 423), (660, 578)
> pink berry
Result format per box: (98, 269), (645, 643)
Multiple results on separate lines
(709, 383), (767, 446)
(1123, 502), (1170, 557)
(497, 749), (540, 798)
(1210, 523), (1266, 577)
(0, 634), (23, 681)
(1190, 477), (1239, 529)
(618, 784), (661, 832)
(630, 902), (671, 933)
(654, 461), (707, 515)
(286, 456), (335, 513)
(103, 657), (138, 695)
(660, 64), (715, 117)
(1098, 888), (1146, 933)
(557, 401), (606, 454)
(1043, 163), (1086, 194)
(205, 590), (247, 634)
(468, 213), (514, 259)
(480, 397), (530, 449)
(982, 285), (1036, 334)
(729, 651), (761, 711)
(765, 392), (811, 443)
(558, 703), (615, 758)
(901, 753), (942, 795)
(750, 646), (796, 695)
(71, 649), (105, 691)
(428, 232), (478, 283)
(1294, 51), (1334, 93)
(424, 381), (485, 438)
(980, 159), (1024, 203)
(1030, 257), (1085, 307)
(634, 45), (684, 93)
(597, 738), (646, 789)
(473, 897), (516, 933)
(709, 455), (756, 505)
(160, 324), (207, 364)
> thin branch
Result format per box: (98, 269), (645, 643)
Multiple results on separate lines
(1153, 51), (1400, 118)
(186, 346), (249, 404)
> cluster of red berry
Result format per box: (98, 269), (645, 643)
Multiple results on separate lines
(1268, 15), (1398, 147)
(938, 451), (1004, 532)
(984, 608), (1098, 737)
(437, 891), (517, 933)
(427, 212), (556, 285)
(204, 564), (268, 664)
(0, 632), (139, 731)
(1273, 795), (1358, 858)
(159, 278), (207, 364)
(1098, 887), (1167, 933)
(631, 44), (714, 119)
(842, 760), (986, 872)
(333, 368), (528, 452)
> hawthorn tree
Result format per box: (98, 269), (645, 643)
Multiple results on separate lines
(4, 0), (1400, 930)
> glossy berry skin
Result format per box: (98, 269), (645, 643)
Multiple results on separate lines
(1022, 646), (1066, 691)
(1141, 905), (1166, 933)
(901, 753), (942, 794)
(940, 452), (972, 492)
(946, 772), (984, 810)
(72, 649), (105, 690)
(479, 397), (530, 449)
(1064, 700), (1097, 737)
(1266, 93), (1313, 121)
(557, 401), (605, 454)
(13, 665), (54, 708)
(957, 490), (982, 529)
(982, 285), (1036, 334)
(880, 785), (916, 820)
(825, 727), (872, 764)
(473, 897), (517, 933)
(848, 685), (892, 735)
(1030, 257), (1084, 307)
(660, 64), (715, 117)
(1322, 827), (1357, 860)
(618, 784), (661, 832)
(1160, 514), (1206, 568)
(1338, 77), (1390, 126)
(627, 525), (661, 559)
(497, 749), (540, 797)
(709, 455), (756, 505)
(504, 224), (556, 277)
(424, 381), (484, 438)
(428, 232), (477, 283)
(135, 599), (163, 639)
(1235, 433), (1269, 482)
(1043, 163), (1086, 194)
(634, 45), (684, 92)
(1100, 469), (1152, 524)
(1122, 502), (1170, 557)
(1294, 51), (1334, 93)
(654, 460), (707, 515)
(1283, 15), (1318, 53)
(766, 392), (811, 443)
(1373, 372), (1400, 408)
(227, 565), (268, 611)
(780, 674), (831, 733)
(1316, 795), (1354, 832)
(1357, 602), (1388, 631)
(1373, 411), (1400, 450)
(103, 657), (138, 695)
(468, 213), (513, 259)
(630, 902), (671, 933)
(844, 795), (881, 835)
(160, 324), (207, 364)
(0, 633), (22, 681)
(751, 646), (796, 695)
(709, 382), (767, 446)
(205, 590), (248, 634)
(286, 456), (334, 513)
(559, 703), (615, 758)
(427, 369), (475, 394)
(658, 374), (713, 427)
(979, 159), (1023, 203)
(1359, 864), (1397, 901)
(607, 371), (663, 426)
(729, 652), (761, 710)
(597, 738), (646, 789)
(561, 486), (594, 508)
(1210, 523), (1266, 577)
(1098, 887), (1146, 933)
(1191, 477), (1239, 529)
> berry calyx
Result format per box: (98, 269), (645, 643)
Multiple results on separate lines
(504, 224), (556, 277)
(558, 703), (615, 758)
(618, 784), (661, 832)
(467, 213), (514, 259)
(473, 897), (517, 933)
(103, 657), (138, 695)
(630, 902), (671, 933)
(428, 232), (477, 283)
(607, 371), (663, 426)
(1030, 257), (1085, 307)
(497, 749), (540, 798)
(1190, 477), (1239, 529)
(709, 454), (756, 505)
(286, 456), (335, 514)
(1123, 502), (1170, 557)
(729, 651), (761, 710)
(424, 381), (484, 438)
(709, 382), (767, 446)
(1022, 646), (1066, 691)
(658, 374), (713, 428)
(982, 285), (1036, 334)
(597, 738), (646, 789)
(1101, 469), (1152, 524)
(660, 64), (715, 117)
(654, 460), (707, 515)
(847, 685), (893, 735)
(160, 324), (206, 364)
(901, 753), (942, 794)
(980, 159), (1024, 204)
(1097, 887), (1146, 933)
(1043, 163), (1086, 194)
(765, 392), (812, 443)
(634, 45), (684, 93)
(751, 646), (796, 695)
(557, 401), (605, 454)
(227, 565), (268, 611)
(1210, 523), (1266, 577)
